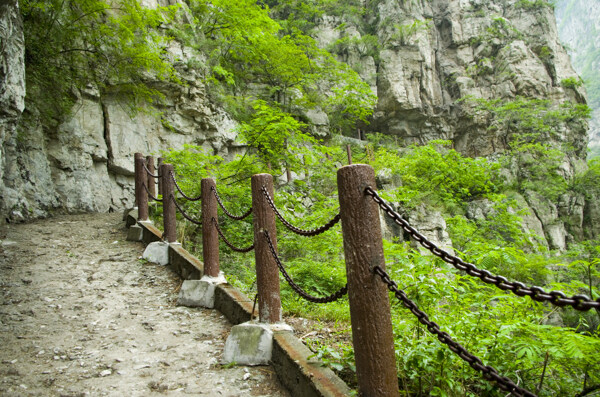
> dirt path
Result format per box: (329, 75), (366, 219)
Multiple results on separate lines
(0, 213), (290, 397)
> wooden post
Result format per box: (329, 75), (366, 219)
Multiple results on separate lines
(135, 153), (149, 221)
(337, 164), (399, 397)
(346, 144), (352, 165)
(160, 163), (177, 243)
(146, 155), (156, 199)
(157, 157), (164, 196)
(201, 178), (219, 277)
(251, 173), (281, 323)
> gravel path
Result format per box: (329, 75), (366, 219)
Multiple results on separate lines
(0, 213), (290, 397)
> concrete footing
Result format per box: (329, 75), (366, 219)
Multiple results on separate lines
(222, 322), (293, 366)
(126, 224), (143, 241)
(142, 241), (170, 266)
(177, 273), (227, 308)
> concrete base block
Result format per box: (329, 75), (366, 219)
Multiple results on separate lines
(177, 273), (226, 308)
(126, 224), (143, 241)
(222, 322), (274, 366)
(142, 241), (169, 265)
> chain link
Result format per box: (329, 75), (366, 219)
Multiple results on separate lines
(261, 186), (341, 237)
(212, 217), (254, 253)
(170, 171), (202, 201)
(365, 187), (600, 312)
(143, 161), (161, 179)
(171, 195), (202, 225)
(373, 266), (536, 397)
(211, 186), (253, 220)
(264, 230), (348, 303)
(142, 182), (162, 202)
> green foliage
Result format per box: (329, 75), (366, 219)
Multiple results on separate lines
(561, 76), (584, 89)
(515, 0), (555, 10)
(387, 18), (431, 47)
(369, 140), (499, 211)
(22, 0), (179, 123)
(172, 0), (376, 136)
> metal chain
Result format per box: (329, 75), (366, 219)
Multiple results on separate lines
(211, 186), (253, 221)
(365, 187), (600, 312)
(170, 171), (202, 201)
(211, 217), (254, 253)
(142, 182), (163, 202)
(143, 161), (161, 179)
(261, 186), (341, 237)
(373, 266), (536, 397)
(171, 195), (202, 225)
(264, 230), (348, 303)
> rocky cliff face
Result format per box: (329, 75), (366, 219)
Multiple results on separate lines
(555, 0), (600, 157)
(0, 0), (597, 249)
(313, 0), (594, 249)
(0, 0), (26, 218)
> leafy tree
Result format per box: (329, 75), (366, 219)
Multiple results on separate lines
(22, 0), (179, 124)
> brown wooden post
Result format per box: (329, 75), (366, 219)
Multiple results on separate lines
(135, 153), (149, 221)
(146, 155), (156, 199)
(337, 164), (399, 397)
(160, 163), (177, 243)
(346, 144), (352, 165)
(157, 157), (164, 196)
(134, 152), (142, 206)
(201, 178), (219, 277)
(251, 173), (281, 323)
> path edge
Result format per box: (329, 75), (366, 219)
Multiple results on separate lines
(126, 210), (352, 397)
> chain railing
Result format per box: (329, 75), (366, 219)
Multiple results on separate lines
(261, 186), (340, 236)
(264, 230), (348, 303)
(142, 182), (162, 202)
(373, 265), (535, 397)
(212, 186), (253, 220)
(365, 187), (600, 312)
(171, 194), (202, 225)
(132, 155), (596, 397)
(170, 171), (202, 201)
(212, 217), (254, 253)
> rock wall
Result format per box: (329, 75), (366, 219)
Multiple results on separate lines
(0, 0), (26, 220)
(555, 0), (600, 157)
(313, 0), (596, 248)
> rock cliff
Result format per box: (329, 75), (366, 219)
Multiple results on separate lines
(0, 0), (597, 249)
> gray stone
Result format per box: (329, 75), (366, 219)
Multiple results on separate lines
(177, 273), (226, 308)
(142, 241), (169, 265)
(126, 225), (143, 242)
(408, 204), (454, 255)
(222, 322), (274, 366)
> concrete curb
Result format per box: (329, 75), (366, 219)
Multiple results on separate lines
(126, 212), (352, 397)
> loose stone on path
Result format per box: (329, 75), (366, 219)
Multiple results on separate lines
(0, 213), (290, 396)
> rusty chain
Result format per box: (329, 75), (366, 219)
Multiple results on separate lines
(365, 187), (600, 312)
(171, 194), (202, 225)
(261, 186), (341, 237)
(211, 186), (253, 221)
(170, 171), (202, 201)
(264, 230), (348, 303)
(143, 161), (161, 179)
(373, 265), (536, 397)
(142, 182), (162, 202)
(212, 217), (254, 253)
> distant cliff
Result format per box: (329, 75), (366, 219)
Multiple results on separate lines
(555, 0), (600, 158)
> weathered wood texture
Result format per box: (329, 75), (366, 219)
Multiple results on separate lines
(135, 153), (148, 221)
(157, 157), (163, 196)
(201, 178), (219, 277)
(161, 163), (177, 243)
(337, 164), (399, 397)
(251, 173), (281, 323)
(146, 155), (156, 199)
